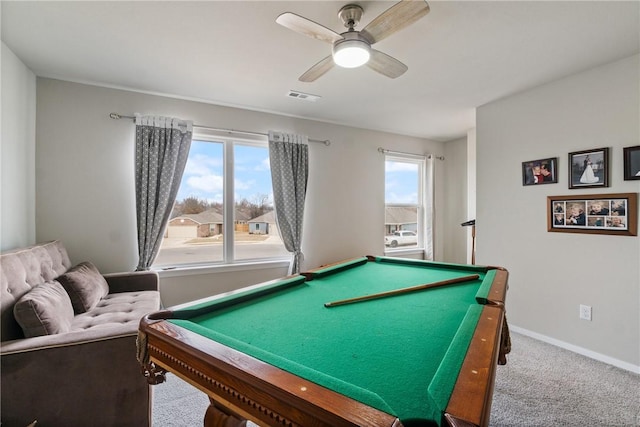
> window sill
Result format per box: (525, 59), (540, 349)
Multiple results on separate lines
(154, 258), (291, 278)
(383, 247), (426, 258)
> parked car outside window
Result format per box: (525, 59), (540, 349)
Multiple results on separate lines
(384, 230), (417, 248)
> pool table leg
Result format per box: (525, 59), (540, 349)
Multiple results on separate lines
(204, 399), (248, 427)
(140, 361), (167, 385)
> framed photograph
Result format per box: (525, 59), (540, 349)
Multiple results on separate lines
(522, 157), (557, 186)
(568, 148), (609, 189)
(623, 145), (640, 180)
(547, 193), (637, 236)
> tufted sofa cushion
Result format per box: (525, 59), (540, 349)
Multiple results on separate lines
(71, 290), (160, 332)
(1, 241), (72, 342)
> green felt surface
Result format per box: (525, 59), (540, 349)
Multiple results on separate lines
(170, 259), (489, 425)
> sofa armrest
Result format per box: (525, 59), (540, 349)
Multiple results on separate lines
(104, 270), (159, 293)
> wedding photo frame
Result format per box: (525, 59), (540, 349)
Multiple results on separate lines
(623, 145), (640, 181)
(547, 193), (637, 236)
(522, 157), (557, 186)
(568, 147), (609, 189)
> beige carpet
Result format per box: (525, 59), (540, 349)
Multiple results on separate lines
(490, 332), (639, 426)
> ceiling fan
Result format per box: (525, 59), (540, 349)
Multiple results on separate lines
(276, 0), (430, 82)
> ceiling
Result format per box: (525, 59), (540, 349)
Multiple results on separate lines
(2, 1), (638, 142)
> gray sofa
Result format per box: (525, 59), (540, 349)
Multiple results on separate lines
(1, 240), (161, 426)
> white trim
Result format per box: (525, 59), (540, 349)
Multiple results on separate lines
(223, 141), (235, 262)
(194, 129), (267, 145)
(424, 156), (435, 260)
(378, 147), (428, 159)
(383, 248), (425, 258)
(384, 153), (432, 260)
(155, 259), (291, 278)
(510, 325), (640, 374)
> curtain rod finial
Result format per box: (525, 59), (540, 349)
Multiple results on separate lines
(109, 113), (121, 120)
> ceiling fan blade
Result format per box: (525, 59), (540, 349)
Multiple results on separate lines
(366, 49), (408, 79)
(360, 0), (430, 44)
(299, 55), (335, 82)
(276, 12), (343, 44)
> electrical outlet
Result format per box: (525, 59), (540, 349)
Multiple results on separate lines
(579, 304), (592, 321)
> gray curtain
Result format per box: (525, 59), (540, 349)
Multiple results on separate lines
(268, 131), (309, 274)
(135, 115), (192, 270)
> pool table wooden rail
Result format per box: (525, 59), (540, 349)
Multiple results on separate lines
(140, 315), (403, 427)
(444, 304), (505, 427)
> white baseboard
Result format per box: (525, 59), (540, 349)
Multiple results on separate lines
(509, 325), (640, 375)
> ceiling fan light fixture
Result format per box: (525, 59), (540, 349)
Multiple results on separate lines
(332, 38), (371, 68)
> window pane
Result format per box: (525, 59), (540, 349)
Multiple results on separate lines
(153, 139), (289, 268)
(385, 159), (420, 249)
(154, 140), (224, 266)
(234, 144), (289, 261)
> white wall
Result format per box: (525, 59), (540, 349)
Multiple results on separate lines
(477, 55), (640, 370)
(466, 128), (477, 264)
(159, 263), (291, 307)
(443, 136), (468, 264)
(35, 79), (446, 305)
(1, 42), (36, 250)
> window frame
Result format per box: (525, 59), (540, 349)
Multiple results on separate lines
(153, 131), (289, 271)
(384, 153), (427, 256)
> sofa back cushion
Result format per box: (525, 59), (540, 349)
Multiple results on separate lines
(57, 262), (109, 313)
(1, 241), (72, 342)
(13, 281), (75, 337)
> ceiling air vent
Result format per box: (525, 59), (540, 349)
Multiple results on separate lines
(286, 90), (321, 102)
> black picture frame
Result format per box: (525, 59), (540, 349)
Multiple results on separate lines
(568, 148), (609, 189)
(548, 193), (637, 236)
(522, 157), (558, 186)
(623, 145), (640, 181)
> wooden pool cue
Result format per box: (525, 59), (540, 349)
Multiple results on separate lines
(324, 274), (480, 308)
(471, 223), (476, 265)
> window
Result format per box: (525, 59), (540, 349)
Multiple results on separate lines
(384, 155), (425, 251)
(153, 135), (289, 268)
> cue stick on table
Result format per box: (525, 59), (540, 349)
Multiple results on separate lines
(324, 274), (480, 308)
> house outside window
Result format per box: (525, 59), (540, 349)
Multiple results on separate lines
(384, 154), (426, 252)
(153, 136), (289, 268)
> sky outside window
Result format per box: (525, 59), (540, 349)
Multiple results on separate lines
(177, 140), (273, 205)
(385, 160), (419, 204)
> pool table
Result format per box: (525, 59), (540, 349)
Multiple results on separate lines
(138, 256), (509, 427)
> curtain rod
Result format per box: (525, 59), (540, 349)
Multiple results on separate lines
(109, 113), (330, 146)
(378, 147), (445, 160)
